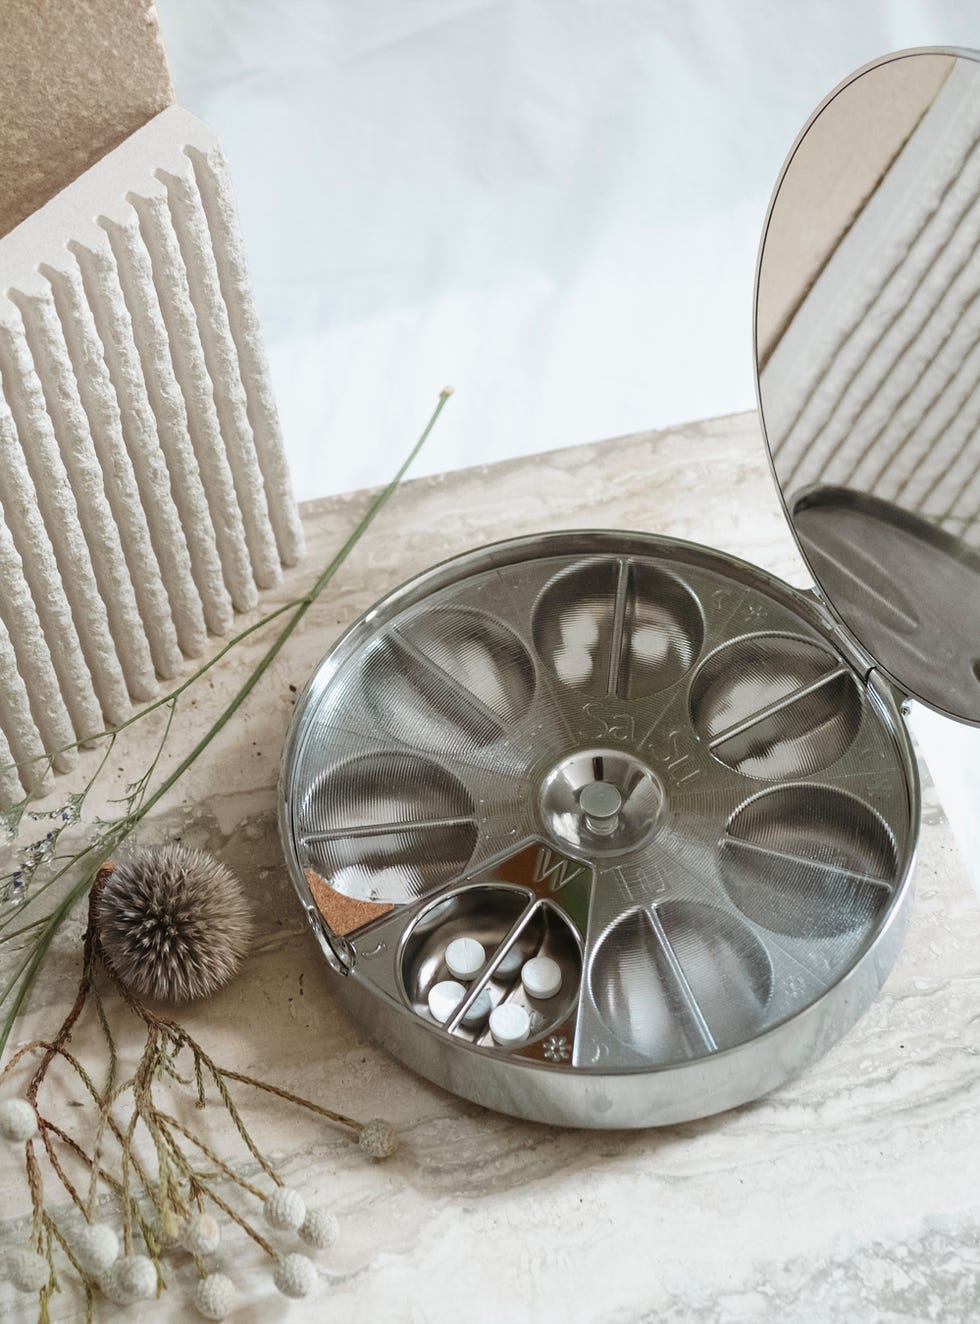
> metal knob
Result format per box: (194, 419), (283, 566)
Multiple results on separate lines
(578, 780), (623, 835)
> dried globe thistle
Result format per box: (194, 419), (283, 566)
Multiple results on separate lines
(97, 846), (252, 1002)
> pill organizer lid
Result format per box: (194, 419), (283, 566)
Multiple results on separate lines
(755, 47), (980, 726)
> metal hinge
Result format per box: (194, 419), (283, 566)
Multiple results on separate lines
(305, 902), (356, 976)
(804, 585), (878, 680)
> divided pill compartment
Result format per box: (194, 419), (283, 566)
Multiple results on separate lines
(283, 534), (915, 1076)
(400, 883), (582, 1047)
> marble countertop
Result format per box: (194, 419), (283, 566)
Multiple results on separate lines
(2, 410), (979, 1322)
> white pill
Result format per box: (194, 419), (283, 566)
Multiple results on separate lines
(445, 936), (486, 981)
(427, 980), (465, 1023)
(489, 1003), (531, 1047)
(461, 988), (493, 1026)
(521, 956), (563, 1000)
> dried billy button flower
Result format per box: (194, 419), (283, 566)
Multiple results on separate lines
(97, 846), (252, 1002)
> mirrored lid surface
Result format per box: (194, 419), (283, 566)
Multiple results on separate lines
(756, 48), (980, 725)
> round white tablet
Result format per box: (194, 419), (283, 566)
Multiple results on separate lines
(521, 956), (563, 1000)
(427, 980), (465, 1023)
(445, 936), (486, 981)
(489, 1002), (531, 1047)
(460, 988), (493, 1026)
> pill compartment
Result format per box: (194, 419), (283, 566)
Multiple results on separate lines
(589, 901), (774, 1059)
(399, 883), (582, 1047)
(720, 784), (898, 940)
(363, 607), (536, 752)
(531, 557), (705, 698)
(689, 634), (863, 779)
(300, 752), (478, 903)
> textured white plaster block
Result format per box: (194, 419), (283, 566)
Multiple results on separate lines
(0, 610), (51, 798)
(99, 214), (241, 628)
(0, 393), (103, 746)
(188, 142), (305, 566)
(159, 161), (281, 590)
(0, 507), (75, 774)
(43, 261), (184, 680)
(0, 719), (24, 808)
(0, 105), (302, 803)
(122, 193), (253, 615)
(70, 235), (212, 655)
(0, 317), (134, 726)
(12, 288), (157, 703)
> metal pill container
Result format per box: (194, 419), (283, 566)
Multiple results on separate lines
(280, 48), (980, 1127)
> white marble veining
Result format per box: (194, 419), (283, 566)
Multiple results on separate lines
(1, 411), (978, 1321)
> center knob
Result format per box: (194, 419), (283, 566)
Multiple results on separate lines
(578, 780), (623, 834)
(539, 747), (663, 858)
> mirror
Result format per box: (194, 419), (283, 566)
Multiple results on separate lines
(756, 49), (980, 725)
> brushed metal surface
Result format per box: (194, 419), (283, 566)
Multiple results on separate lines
(279, 530), (918, 1126)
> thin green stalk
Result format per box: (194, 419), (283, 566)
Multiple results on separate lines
(0, 389), (451, 1056)
(1, 598), (300, 780)
(0, 913), (52, 944)
(111, 696), (177, 813)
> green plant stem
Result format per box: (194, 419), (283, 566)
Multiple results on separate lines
(153, 1110), (279, 1260)
(0, 873), (97, 1054)
(2, 598), (300, 780)
(0, 389), (451, 1056)
(44, 1213), (95, 1324)
(0, 736), (126, 932)
(46, 1117), (159, 1250)
(0, 913), (55, 944)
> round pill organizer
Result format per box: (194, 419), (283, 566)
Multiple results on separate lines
(280, 48), (980, 1127)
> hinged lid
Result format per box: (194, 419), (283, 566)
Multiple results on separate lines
(755, 47), (980, 726)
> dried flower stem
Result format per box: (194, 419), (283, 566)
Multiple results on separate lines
(3, 865), (403, 1316)
(154, 1111), (265, 1201)
(43, 1118), (160, 1251)
(180, 1168), (278, 1259)
(44, 1212), (95, 1324)
(217, 1067), (367, 1138)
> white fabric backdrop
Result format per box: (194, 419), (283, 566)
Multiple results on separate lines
(157, 0), (980, 892)
(157, 0), (979, 499)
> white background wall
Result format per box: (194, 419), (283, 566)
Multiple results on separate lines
(156, 0), (980, 500)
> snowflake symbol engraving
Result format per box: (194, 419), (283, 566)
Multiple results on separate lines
(543, 1034), (570, 1063)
